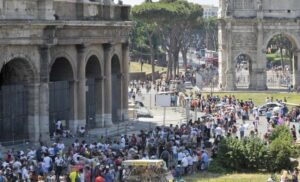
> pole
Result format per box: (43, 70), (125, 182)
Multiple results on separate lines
(163, 107), (166, 127)
(194, 105), (197, 122)
(186, 99), (190, 123)
(150, 93), (152, 109)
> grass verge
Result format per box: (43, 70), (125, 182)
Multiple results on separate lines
(129, 62), (166, 74)
(183, 172), (277, 182)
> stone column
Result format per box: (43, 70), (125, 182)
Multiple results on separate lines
(225, 21), (236, 90)
(38, 46), (51, 142)
(218, 21), (227, 89)
(75, 45), (87, 131)
(27, 83), (41, 143)
(69, 81), (78, 133)
(122, 43), (129, 121)
(95, 78), (104, 127)
(104, 44), (113, 126)
(293, 50), (300, 90)
(255, 21), (267, 90)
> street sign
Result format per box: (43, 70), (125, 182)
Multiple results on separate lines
(155, 94), (171, 107)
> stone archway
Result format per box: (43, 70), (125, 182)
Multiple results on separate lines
(111, 55), (122, 123)
(49, 57), (74, 136)
(218, 0), (300, 90)
(235, 54), (253, 89)
(85, 55), (103, 128)
(0, 58), (35, 144)
(264, 33), (299, 89)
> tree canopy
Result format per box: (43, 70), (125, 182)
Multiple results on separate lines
(131, 0), (203, 79)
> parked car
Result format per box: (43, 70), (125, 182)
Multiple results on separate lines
(258, 102), (283, 115)
(136, 107), (153, 118)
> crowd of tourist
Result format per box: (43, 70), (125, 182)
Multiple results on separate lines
(0, 80), (300, 182)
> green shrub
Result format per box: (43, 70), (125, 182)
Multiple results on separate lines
(242, 137), (269, 171)
(208, 160), (228, 173)
(269, 125), (293, 143)
(216, 137), (245, 171)
(267, 137), (296, 171)
(215, 126), (298, 173)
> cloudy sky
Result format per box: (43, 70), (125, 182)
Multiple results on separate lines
(122, 0), (219, 6)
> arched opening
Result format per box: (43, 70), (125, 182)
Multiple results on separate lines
(111, 55), (122, 123)
(0, 58), (34, 144)
(235, 54), (252, 89)
(49, 57), (74, 136)
(265, 34), (297, 89)
(86, 55), (102, 129)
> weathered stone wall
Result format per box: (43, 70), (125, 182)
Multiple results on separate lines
(0, 0), (131, 143)
(219, 0), (300, 90)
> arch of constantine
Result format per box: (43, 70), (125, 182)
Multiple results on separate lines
(0, 0), (131, 144)
(219, 0), (300, 90)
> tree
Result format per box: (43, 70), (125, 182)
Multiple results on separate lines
(132, 0), (203, 80)
(132, 3), (160, 82)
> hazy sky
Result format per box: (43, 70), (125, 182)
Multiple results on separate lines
(122, 0), (219, 6)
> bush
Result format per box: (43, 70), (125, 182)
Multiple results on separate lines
(267, 137), (296, 171)
(208, 160), (227, 173)
(242, 137), (269, 171)
(269, 125), (292, 143)
(267, 126), (297, 171)
(215, 126), (298, 173)
(216, 137), (268, 172)
(216, 137), (245, 171)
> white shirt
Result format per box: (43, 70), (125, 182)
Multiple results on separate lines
(120, 137), (126, 148)
(182, 157), (189, 167)
(22, 167), (29, 180)
(178, 152), (184, 161)
(215, 127), (223, 136)
(172, 146), (177, 154)
(187, 155), (193, 165)
(43, 156), (52, 169)
(57, 143), (65, 151)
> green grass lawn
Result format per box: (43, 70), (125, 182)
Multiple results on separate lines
(201, 92), (300, 107)
(129, 62), (166, 74)
(184, 172), (277, 182)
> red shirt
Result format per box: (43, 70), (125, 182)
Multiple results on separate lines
(95, 176), (105, 182)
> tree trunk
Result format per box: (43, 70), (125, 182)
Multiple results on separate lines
(167, 52), (173, 81)
(280, 47), (284, 74)
(173, 49), (180, 78)
(182, 49), (188, 72)
(146, 31), (155, 82)
(150, 48), (155, 82)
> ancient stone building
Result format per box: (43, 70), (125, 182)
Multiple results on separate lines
(0, 0), (131, 144)
(219, 0), (300, 90)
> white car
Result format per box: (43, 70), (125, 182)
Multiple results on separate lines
(258, 102), (283, 115)
(184, 81), (194, 89)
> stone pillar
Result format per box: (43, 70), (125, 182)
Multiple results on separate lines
(27, 83), (41, 143)
(218, 21), (227, 89)
(69, 81), (78, 133)
(225, 21), (236, 90)
(255, 21), (267, 90)
(38, 46), (51, 142)
(95, 78), (104, 127)
(104, 44), (113, 126)
(76, 45), (87, 131)
(293, 51), (300, 90)
(122, 43), (129, 121)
